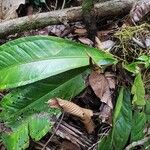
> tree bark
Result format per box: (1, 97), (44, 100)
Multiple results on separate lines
(0, 0), (138, 37)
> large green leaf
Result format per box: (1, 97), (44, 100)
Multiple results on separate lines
(123, 54), (150, 74)
(0, 67), (88, 122)
(99, 88), (132, 150)
(131, 73), (146, 106)
(130, 111), (146, 142)
(2, 122), (29, 150)
(2, 113), (53, 150)
(0, 36), (117, 90)
(1, 68), (88, 150)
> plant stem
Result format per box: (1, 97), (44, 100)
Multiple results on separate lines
(82, 0), (97, 42)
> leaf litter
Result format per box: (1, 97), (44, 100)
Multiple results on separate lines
(0, 0), (150, 149)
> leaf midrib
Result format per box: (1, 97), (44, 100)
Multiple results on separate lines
(0, 56), (92, 70)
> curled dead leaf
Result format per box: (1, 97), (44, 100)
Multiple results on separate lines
(48, 98), (94, 133)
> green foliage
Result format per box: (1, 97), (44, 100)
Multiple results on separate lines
(28, 113), (53, 141)
(0, 36), (117, 90)
(123, 54), (150, 74)
(2, 122), (29, 150)
(99, 88), (132, 150)
(0, 68), (88, 123)
(145, 100), (150, 123)
(131, 73), (146, 105)
(2, 113), (52, 150)
(0, 36), (117, 150)
(130, 111), (146, 142)
(123, 62), (141, 74)
(82, 0), (93, 13)
(138, 55), (150, 68)
(1, 68), (87, 150)
(1, 35), (148, 150)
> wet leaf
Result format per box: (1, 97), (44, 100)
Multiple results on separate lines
(0, 36), (117, 90)
(78, 37), (93, 46)
(131, 73), (146, 106)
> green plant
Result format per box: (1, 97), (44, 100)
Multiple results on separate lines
(0, 35), (149, 150)
(0, 35), (117, 150)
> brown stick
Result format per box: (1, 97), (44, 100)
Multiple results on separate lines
(0, 0), (138, 37)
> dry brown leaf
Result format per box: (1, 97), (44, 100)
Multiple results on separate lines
(105, 72), (116, 90)
(129, 0), (150, 24)
(74, 28), (87, 36)
(48, 98), (94, 133)
(62, 140), (81, 150)
(78, 37), (93, 46)
(99, 104), (112, 125)
(89, 71), (113, 108)
(95, 37), (115, 52)
(0, 0), (25, 21)
(89, 71), (116, 125)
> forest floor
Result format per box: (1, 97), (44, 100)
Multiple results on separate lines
(0, 0), (150, 150)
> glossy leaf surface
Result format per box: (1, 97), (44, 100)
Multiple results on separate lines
(0, 68), (88, 122)
(1, 68), (88, 150)
(0, 36), (117, 90)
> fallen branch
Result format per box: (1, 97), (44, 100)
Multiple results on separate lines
(0, 0), (138, 37)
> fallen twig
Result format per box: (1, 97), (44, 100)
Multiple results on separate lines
(42, 113), (65, 150)
(0, 0), (138, 37)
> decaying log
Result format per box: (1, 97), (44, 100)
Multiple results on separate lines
(0, 0), (138, 37)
